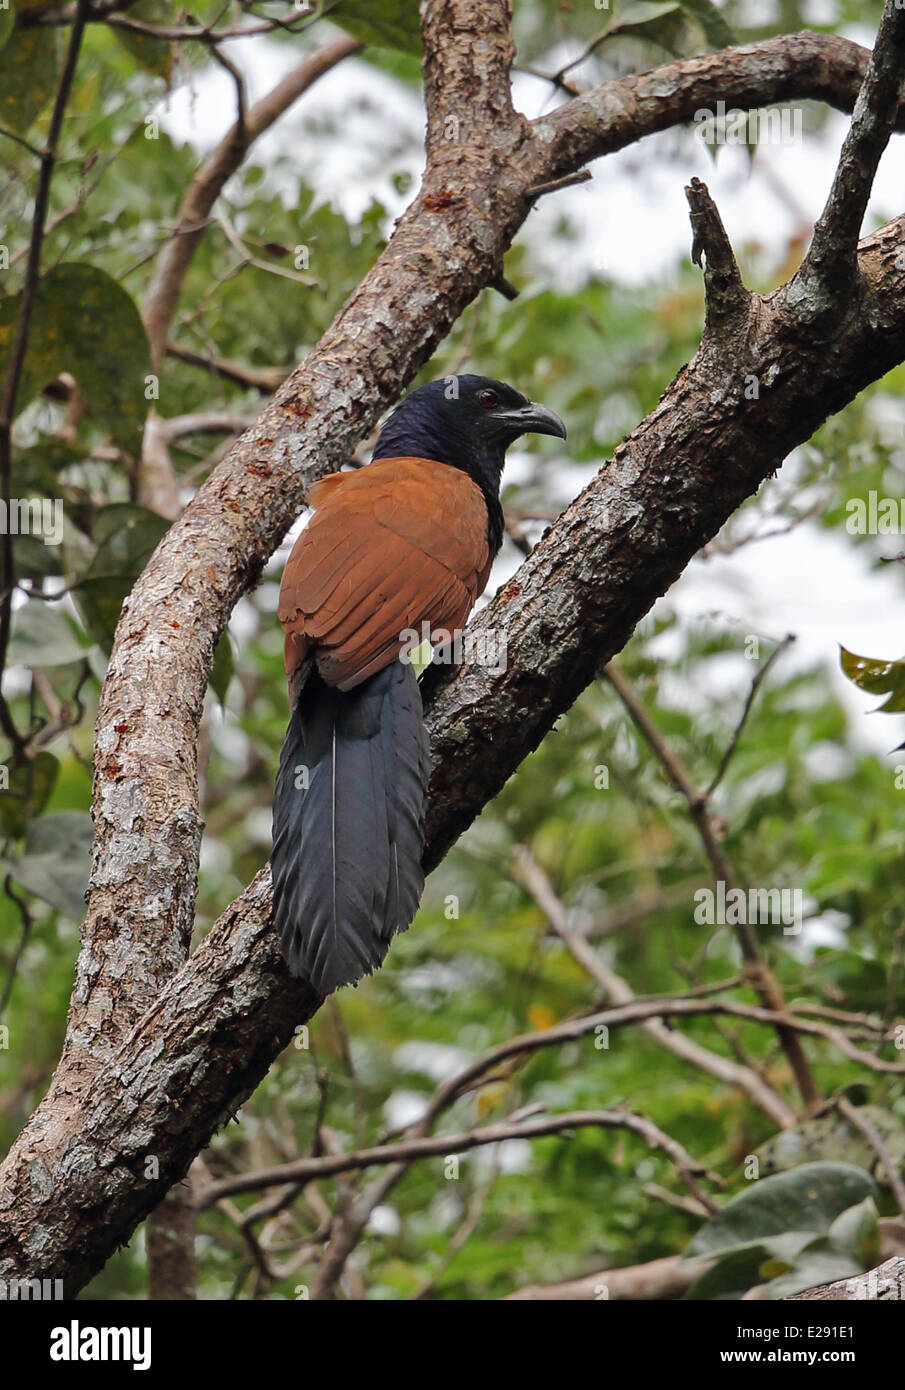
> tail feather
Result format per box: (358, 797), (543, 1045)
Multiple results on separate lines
(271, 661), (430, 993)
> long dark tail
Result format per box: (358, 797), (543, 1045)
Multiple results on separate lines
(271, 661), (431, 994)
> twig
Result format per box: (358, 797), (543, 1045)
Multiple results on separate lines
(838, 1096), (905, 1215)
(417, 994), (904, 1151)
(706, 635), (795, 796)
(505, 1252), (713, 1301)
(525, 169), (592, 200)
(165, 342), (287, 394)
(0, 879), (34, 1016)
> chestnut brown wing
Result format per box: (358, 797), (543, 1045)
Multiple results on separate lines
(279, 457), (492, 692)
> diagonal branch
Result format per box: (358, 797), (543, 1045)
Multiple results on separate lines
(510, 845), (796, 1128)
(792, 0), (905, 318)
(142, 32), (363, 370)
(603, 659), (819, 1111)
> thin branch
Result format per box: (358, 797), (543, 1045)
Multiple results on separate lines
(706, 635), (795, 796)
(838, 1097), (905, 1215)
(142, 34), (361, 370)
(525, 169), (592, 200)
(164, 342), (287, 394)
(414, 997), (905, 1165)
(603, 660), (820, 1111)
(200, 1109), (720, 1210)
(510, 845), (796, 1129)
(794, 0), (905, 316)
(0, 0), (90, 757)
(505, 1253), (713, 1301)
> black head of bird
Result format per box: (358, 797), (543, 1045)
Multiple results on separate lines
(372, 373), (566, 489)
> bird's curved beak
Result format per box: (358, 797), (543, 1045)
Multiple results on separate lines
(500, 401), (567, 440)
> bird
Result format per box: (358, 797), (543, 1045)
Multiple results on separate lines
(271, 374), (566, 995)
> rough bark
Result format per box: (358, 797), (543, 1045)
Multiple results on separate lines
(2, 10), (905, 1295)
(786, 1256), (905, 1301)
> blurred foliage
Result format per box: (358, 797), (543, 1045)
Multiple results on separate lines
(0, 0), (903, 1303)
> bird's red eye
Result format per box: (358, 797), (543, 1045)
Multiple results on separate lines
(479, 390), (498, 408)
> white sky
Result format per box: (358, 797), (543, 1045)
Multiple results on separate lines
(156, 19), (905, 754)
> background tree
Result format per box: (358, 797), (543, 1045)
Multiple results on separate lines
(1, 0), (905, 1301)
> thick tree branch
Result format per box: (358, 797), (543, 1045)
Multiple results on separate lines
(786, 1256), (905, 1301)
(534, 31), (905, 182)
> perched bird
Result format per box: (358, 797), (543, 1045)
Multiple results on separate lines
(271, 375), (566, 994)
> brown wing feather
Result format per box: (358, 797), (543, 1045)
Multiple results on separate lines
(279, 457), (491, 691)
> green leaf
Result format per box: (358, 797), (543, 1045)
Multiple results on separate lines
(113, 0), (173, 78)
(685, 1163), (878, 1259)
(678, 0), (735, 49)
(6, 809), (93, 917)
(333, 0), (420, 54)
(756, 1106), (905, 1182)
(0, 264), (151, 448)
(8, 600), (91, 668)
(71, 503), (170, 651)
(210, 631), (233, 705)
(0, 25), (63, 134)
(604, 2), (700, 58)
(761, 1200), (878, 1299)
(685, 1240), (799, 1300)
(826, 1196), (879, 1264)
(0, 4), (15, 55)
(0, 752), (59, 839)
(840, 647), (905, 714)
(611, 2), (681, 39)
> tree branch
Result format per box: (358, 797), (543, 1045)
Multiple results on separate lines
(200, 1109), (719, 1210)
(142, 34), (362, 371)
(510, 845), (796, 1129)
(792, 0), (905, 318)
(603, 658), (819, 1111)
